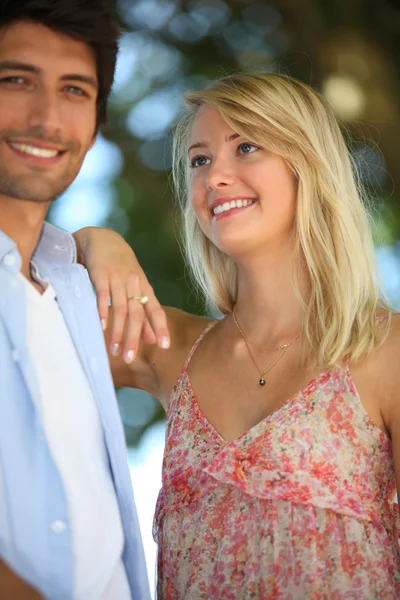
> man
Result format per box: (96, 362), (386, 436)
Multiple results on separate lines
(0, 0), (155, 598)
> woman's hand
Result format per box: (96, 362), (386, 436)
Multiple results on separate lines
(73, 227), (170, 363)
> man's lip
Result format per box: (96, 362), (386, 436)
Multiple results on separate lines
(6, 142), (67, 165)
(7, 139), (66, 152)
(208, 196), (257, 211)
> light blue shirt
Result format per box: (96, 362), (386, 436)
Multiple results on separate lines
(0, 223), (150, 600)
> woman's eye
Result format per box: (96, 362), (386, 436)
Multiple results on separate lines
(238, 142), (258, 155)
(190, 155), (210, 168)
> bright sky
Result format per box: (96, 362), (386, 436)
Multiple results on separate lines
(128, 422), (165, 599)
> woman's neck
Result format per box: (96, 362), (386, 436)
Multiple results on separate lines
(232, 250), (308, 345)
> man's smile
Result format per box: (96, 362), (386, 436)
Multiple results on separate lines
(6, 139), (67, 165)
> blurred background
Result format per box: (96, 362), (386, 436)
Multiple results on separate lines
(48, 0), (400, 594)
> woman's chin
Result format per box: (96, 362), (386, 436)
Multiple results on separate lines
(209, 234), (261, 259)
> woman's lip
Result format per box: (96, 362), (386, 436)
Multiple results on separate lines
(211, 200), (257, 221)
(209, 196), (257, 211)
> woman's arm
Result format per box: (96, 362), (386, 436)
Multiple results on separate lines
(72, 227), (206, 406)
(0, 559), (42, 600)
(106, 305), (211, 407)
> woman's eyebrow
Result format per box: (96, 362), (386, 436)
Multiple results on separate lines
(188, 133), (240, 154)
(188, 141), (207, 154)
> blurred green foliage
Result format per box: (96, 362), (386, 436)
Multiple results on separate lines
(98, 0), (400, 444)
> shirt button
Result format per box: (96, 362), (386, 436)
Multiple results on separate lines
(74, 285), (82, 298)
(12, 349), (19, 362)
(51, 520), (66, 534)
(4, 253), (15, 267)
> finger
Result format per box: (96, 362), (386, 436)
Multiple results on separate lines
(97, 289), (111, 332)
(108, 273), (129, 357)
(123, 273), (146, 363)
(142, 292), (170, 350)
(89, 267), (110, 331)
(141, 318), (157, 345)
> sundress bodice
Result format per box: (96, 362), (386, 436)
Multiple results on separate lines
(153, 320), (400, 599)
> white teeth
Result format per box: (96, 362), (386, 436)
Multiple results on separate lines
(9, 143), (59, 158)
(212, 199), (254, 216)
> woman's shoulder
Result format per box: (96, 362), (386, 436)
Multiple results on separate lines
(365, 310), (400, 429)
(164, 306), (217, 346)
(363, 309), (400, 368)
(345, 309), (400, 437)
(154, 307), (218, 404)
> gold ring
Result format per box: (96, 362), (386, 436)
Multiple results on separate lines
(128, 295), (149, 305)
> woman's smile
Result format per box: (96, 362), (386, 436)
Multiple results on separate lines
(210, 197), (257, 220)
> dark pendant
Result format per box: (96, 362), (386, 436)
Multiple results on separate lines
(259, 378), (266, 386)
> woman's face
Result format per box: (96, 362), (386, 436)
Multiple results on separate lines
(188, 106), (298, 259)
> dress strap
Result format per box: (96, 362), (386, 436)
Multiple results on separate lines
(182, 319), (218, 372)
(376, 313), (389, 325)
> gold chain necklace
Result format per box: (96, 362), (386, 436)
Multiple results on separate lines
(232, 306), (301, 386)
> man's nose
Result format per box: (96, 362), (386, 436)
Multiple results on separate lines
(26, 88), (63, 140)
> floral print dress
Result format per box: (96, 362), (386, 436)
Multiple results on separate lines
(153, 321), (400, 599)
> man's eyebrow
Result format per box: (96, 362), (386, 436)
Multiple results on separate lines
(0, 60), (40, 74)
(0, 61), (98, 90)
(60, 74), (98, 91)
(188, 133), (240, 154)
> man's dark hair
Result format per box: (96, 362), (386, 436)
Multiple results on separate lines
(0, 0), (120, 132)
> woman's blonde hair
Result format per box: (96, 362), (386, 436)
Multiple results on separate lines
(172, 72), (391, 367)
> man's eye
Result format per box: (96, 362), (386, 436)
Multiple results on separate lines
(64, 86), (87, 97)
(0, 76), (26, 85)
(190, 156), (210, 168)
(238, 142), (258, 154)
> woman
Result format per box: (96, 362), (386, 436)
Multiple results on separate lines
(76, 73), (400, 599)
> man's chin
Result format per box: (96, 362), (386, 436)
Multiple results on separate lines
(0, 188), (61, 203)
(0, 175), (74, 204)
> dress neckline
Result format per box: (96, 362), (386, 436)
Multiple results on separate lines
(179, 366), (390, 447)
(170, 314), (391, 446)
(181, 367), (333, 445)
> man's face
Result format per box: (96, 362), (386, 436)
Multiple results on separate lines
(0, 20), (98, 204)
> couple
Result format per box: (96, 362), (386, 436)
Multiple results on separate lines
(2, 0), (400, 599)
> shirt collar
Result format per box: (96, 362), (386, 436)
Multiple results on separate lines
(33, 222), (77, 265)
(0, 228), (16, 261)
(0, 222), (77, 272)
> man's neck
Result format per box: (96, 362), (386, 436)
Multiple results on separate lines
(0, 195), (50, 280)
